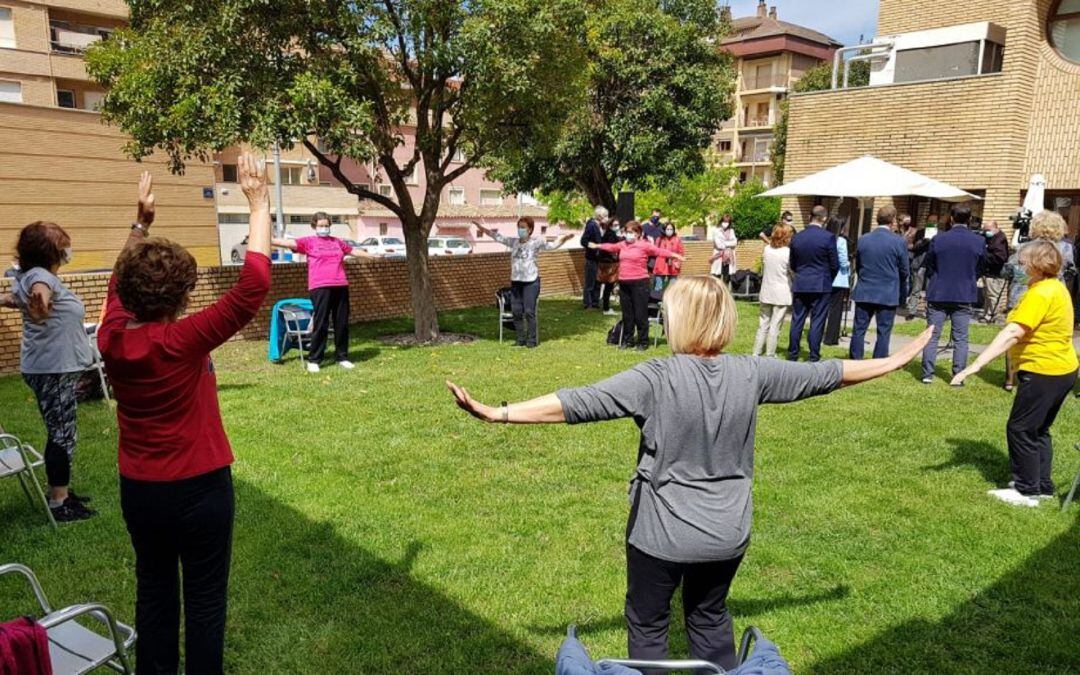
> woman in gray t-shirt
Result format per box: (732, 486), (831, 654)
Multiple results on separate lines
(2, 221), (95, 523)
(448, 276), (932, 670)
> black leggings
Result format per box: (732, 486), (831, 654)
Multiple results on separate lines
(309, 285), (350, 362)
(121, 467), (234, 675)
(619, 279), (651, 347)
(1007, 369), (1078, 495)
(23, 372), (79, 487)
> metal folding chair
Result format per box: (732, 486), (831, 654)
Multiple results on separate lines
(593, 625), (767, 673)
(0, 432), (55, 529)
(280, 305), (314, 368)
(84, 323), (109, 403)
(1063, 442), (1080, 511)
(0, 563), (136, 674)
(648, 298), (665, 347)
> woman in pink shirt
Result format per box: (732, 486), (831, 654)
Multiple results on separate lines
(273, 214), (376, 373)
(588, 221), (684, 350)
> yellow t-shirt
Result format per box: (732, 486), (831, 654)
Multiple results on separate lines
(1007, 278), (1079, 375)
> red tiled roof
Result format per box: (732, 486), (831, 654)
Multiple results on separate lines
(721, 15), (842, 49)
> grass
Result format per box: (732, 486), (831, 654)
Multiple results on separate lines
(1, 298), (1078, 673)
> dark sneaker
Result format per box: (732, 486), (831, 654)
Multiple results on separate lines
(636, 345), (648, 351)
(67, 490), (92, 504)
(51, 498), (97, 523)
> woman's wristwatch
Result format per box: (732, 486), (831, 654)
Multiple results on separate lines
(131, 222), (149, 233)
(500, 401), (509, 424)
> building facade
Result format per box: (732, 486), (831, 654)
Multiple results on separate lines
(782, 0), (1080, 239)
(715, 1), (841, 186)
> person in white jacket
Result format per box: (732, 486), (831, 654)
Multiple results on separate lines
(753, 224), (794, 357)
(710, 214), (738, 283)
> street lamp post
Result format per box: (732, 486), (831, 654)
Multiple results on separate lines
(272, 142), (286, 239)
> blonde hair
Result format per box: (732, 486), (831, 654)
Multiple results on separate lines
(1030, 210), (1066, 242)
(770, 223), (793, 248)
(1019, 239), (1063, 280)
(662, 276), (737, 357)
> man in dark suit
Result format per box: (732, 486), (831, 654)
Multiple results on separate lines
(787, 205), (840, 362)
(920, 204), (987, 384)
(580, 206), (607, 309)
(850, 206), (909, 359)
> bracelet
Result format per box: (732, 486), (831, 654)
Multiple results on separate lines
(501, 401), (509, 424)
(131, 222), (147, 233)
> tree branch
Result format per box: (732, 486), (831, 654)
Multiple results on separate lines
(303, 138), (405, 218)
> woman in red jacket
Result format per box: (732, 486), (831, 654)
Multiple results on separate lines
(99, 153), (272, 675)
(588, 221), (684, 350)
(652, 221), (685, 293)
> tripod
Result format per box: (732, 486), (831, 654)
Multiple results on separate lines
(980, 274), (1011, 325)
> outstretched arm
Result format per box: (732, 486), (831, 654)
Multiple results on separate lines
(272, 238), (298, 251)
(951, 323), (1027, 385)
(472, 221), (509, 246)
(26, 283), (54, 323)
(840, 326), (934, 387)
(545, 233), (575, 251)
(348, 247), (379, 259)
(447, 382), (566, 424)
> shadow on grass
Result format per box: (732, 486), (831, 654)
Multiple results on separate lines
(526, 585), (850, 636)
(807, 512), (1080, 673)
(923, 438), (1010, 486)
(226, 478), (550, 673)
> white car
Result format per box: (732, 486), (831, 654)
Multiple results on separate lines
(356, 236), (406, 257)
(428, 237), (473, 256)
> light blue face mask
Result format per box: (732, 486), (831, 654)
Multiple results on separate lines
(518, 228), (529, 239)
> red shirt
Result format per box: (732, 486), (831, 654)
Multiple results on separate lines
(597, 240), (675, 281)
(653, 236), (685, 276)
(99, 252), (272, 481)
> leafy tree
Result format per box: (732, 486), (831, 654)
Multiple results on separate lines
(86, 0), (586, 341)
(537, 190), (594, 227)
(771, 60), (870, 184)
(493, 0), (735, 211)
(726, 179), (779, 240)
(635, 162), (737, 230)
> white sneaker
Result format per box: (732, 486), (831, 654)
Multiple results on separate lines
(987, 487), (1039, 508)
(604, 309), (617, 316)
(306, 362), (320, 374)
(337, 360), (355, 370)
(921, 376), (934, 384)
(1006, 481), (1054, 500)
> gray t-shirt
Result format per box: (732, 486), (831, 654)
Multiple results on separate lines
(557, 355), (843, 563)
(13, 268), (93, 374)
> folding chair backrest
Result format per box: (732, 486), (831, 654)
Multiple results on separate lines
(282, 307), (313, 334)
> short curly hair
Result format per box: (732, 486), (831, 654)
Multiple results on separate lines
(17, 221), (70, 271)
(1030, 210), (1067, 242)
(114, 237), (198, 322)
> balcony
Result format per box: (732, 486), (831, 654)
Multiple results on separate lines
(50, 21), (110, 55)
(740, 116), (773, 129)
(740, 73), (788, 91)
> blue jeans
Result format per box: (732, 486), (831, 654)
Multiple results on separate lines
(849, 303), (897, 360)
(787, 292), (831, 362)
(921, 302), (971, 379)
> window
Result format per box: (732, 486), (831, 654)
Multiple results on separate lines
(57, 90), (76, 109)
(479, 189), (502, 206)
(404, 164), (419, 185)
(448, 147), (465, 163)
(1049, 0), (1080, 63)
(218, 214), (249, 224)
(221, 164), (238, 182)
(717, 140), (732, 153)
(894, 40), (1004, 82)
(448, 187), (466, 205)
(0, 80), (21, 104)
(379, 223), (388, 236)
(82, 90), (104, 111)
(378, 184), (393, 197)
(0, 8), (14, 49)
(360, 238), (377, 246)
(280, 166), (302, 185)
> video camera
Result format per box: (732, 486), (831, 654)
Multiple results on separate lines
(1009, 208), (1032, 244)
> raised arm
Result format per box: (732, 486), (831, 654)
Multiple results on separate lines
(239, 153), (271, 257)
(118, 171), (157, 256)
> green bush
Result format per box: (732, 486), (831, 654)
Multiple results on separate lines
(727, 179), (780, 240)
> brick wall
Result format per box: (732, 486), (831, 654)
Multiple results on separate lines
(0, 240), (759, 374)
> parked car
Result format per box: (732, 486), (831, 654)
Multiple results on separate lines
(232, 234), (299, 264)
(428, 237), (473, 256)
(356, 236), (406, 257)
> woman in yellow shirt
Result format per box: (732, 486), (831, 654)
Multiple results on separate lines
(953, 240), (1078, 507)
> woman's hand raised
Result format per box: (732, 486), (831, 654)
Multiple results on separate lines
(238, 153), (270, 211)
(137, 171), (156, 228)
(446, 381), (497, 423)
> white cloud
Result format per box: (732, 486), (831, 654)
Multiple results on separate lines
(724, 0), (879, 46)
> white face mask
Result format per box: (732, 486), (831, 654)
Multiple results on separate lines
(62, 247), (73, 264)
(721, 221), (731, 229)
(624, 233), (638, 243)
(665, 228), (675, 237)
(315, 225), (331, 237)
(517, 228), (529, 240)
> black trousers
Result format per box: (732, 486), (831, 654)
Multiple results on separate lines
(22, 372), (79, 487)
(1007, 369), (1078, 495)
(583, 258), (600, 309)
(601, 282), (615, 312)
(619, 279), (651, 347)
(787, 291), (831, 362)
(511, 279), (540, 346)
(625, 544), (744, 674)
(823, 286), (848, 345)
(309, 285), (350, 363)
(121, 467), (234, 675)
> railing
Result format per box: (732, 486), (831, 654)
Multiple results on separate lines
(741, 73), (788, 90)
(742, 116), (772, 128)
(49, 22), (109, 54)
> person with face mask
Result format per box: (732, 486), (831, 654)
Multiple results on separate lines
(652, 221), (685, 293)
(475, 218), (573, 347)
(272, 211), (377, 373)
(710, 214), (737, 283)
(0, 221), (95, 522)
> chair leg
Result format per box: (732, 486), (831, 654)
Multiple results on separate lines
(22, 467), (56, 529)
(1063, 470), (1080, 511)
(97, 367), (110, 404)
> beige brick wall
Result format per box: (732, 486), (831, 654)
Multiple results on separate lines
(0, 241), (761, 373)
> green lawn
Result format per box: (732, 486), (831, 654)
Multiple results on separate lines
(1, 299), (1078, 673)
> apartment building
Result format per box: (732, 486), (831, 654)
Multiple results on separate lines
(715, 1), (841, 186)
(0, 0), (220, 269)
(782, 0), (1080, 239)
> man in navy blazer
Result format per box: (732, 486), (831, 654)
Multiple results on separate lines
(787, 205), (840, 362)
(850, 206), (910, 359)
(920, 204), (987, 383)
(580, 206), (607, 310)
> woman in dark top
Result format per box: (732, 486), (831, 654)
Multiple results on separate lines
(99, 154), (272, 674)
(448, 276), (932, 670)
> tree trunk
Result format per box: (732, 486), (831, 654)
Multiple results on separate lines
(576, 163), (617, 213)
(401, 215), (440, 342)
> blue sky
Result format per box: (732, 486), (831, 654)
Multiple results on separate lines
(725, 0), (879, 46)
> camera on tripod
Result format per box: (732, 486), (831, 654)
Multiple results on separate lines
(1009, 208), (1032, 244)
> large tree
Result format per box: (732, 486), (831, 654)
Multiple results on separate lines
(492, 0), (735, 211)
(87, 0), (586, 341)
